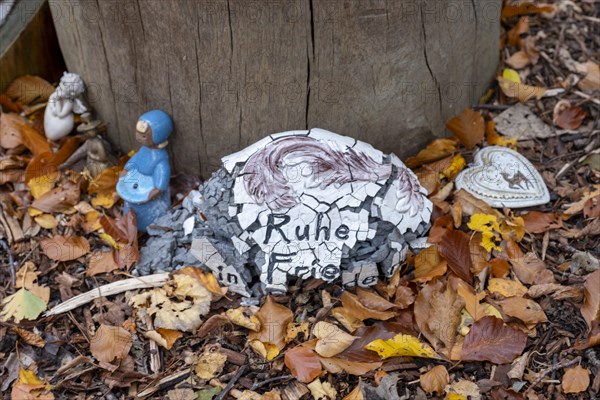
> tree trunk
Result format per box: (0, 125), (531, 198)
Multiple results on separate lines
(49, 0), (501, 178)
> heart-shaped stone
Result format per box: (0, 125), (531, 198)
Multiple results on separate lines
(455, 146), (550, 208)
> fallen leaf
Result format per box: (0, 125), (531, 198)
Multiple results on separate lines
(343, 379), (364, 400)
(331, 307), (364, 333)
(177, 267), (227, 298)
(562, 365), (590, 394)
(319, 357), (381, 375)
(145, 328), (182, 350)
(130, 274), (212, 332)
(406, 138), (458, 168)
(497, 76), (546, 103)
(413, 245), (447, 283)
(356, 288), (397, 311)
(394, 285), (416, 309)
(284, 346), (322, 383)
(166, 389), (197, 400)
(441, 154), (466, 180)
(86, 251), (120, 276)
(507, 17), (529, 47)
(580, 269), (600, 331)
(195, 350), (227, 380)
(486, 121), (517, 148)
(461, 316), (527, 364)
(10, 368), (54, 400)
(502, 2), (555, 18)
(15, 263), (49, 303)
(521, 211), (563, 233)
(468, 214), (502, 253)
(510, 252), (555, 285)
(0, 288), (47, 323)
(446, 108), (484, 149)
(90, 324), (132, 370)
(28, 172), (60, 200)
(584, 195), (600, 218)
(41, 235), (90, 261)
(453, 189), (499, 217)
(287, 322), (310, 342)
(488, 278), (528, 298)
(11, 327), (46, 347)
(226, 308), (261, 331)
(31, 178), (80, 213)
(6, 75), (54, 105)
(0, 113), (27, 149)
(414, 279), (464, 358)
(454, 278), (487, 321)
(575, 61), (600, 93)
(437, 228), (473, 283)
(446, 380), (481, 400)
(249, 296), (293, 352)
(527, 283), (581, 300)
(420, 365), (449, 395)
(34, 214), (58, 230)
(307, 379), (337, 400)
(506, 50), (532, 69)
(340, 291), (396, 321)
(553, 105), (587, 130)
(490, 258), (511, 278)
(313, 321), (356, 358)
(497, 297), (547, 327)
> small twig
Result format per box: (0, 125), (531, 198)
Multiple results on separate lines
(526, 356), (581, 392)
(471, 104), (510, 111)
(251, 374), (294, 390)
(0, 238), (16, 290)
(214, 364), (248, 400)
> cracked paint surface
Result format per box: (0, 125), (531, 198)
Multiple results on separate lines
(196, 129), (432, 295)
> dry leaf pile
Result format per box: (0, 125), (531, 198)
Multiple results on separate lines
(0, 1), (598, 399)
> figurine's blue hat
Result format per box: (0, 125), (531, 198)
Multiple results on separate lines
(139, 110), (173, 144)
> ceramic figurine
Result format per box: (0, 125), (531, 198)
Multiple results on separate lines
(59, 113), (117, 179)
(44, 72), (89, 141)
(116, 110), (172, 232)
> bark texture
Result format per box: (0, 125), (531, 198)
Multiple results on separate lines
(49, 0), (501, 177)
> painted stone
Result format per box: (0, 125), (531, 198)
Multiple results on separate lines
(195, 128), (433, 294)
(116, 110), (172, 232)
(44, 72), (89, 141)
(455, 146), (550, 208)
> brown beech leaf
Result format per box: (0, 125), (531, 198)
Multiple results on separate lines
(419, 365), (449, 395)
(509, 252), (555, 285)
(413, 245), (447, 283)
(405, 138), (458, 168)
(336, 322), (413, 363)
(249, 296), (293, 351)
(507, 17), (529, 47)
(355, 288), (397, 311)
(501, 2), (555, 18)
(284, 345), (322, 383)
(31, 179), (81, 213)
(414, 278), (464, 357)
(6, 75), (54, 105)
(0, 113), (26, 149)
(86, 251), (120, 276)
(319, 356), (381, 376)
(341, 291), (396, 321)
(461, 316), (527, 364)
(521, 211), (563, 233)
(90, 324), (132, 371)
(497, 77), (546, 103)
(581, 269), (600, 331)
(554, 106), (587, 130)
(313, 321), (356, 358)
(490, 258), (511, 278)
(506, 50), (532, 69)
(446, 108), (484, 149)
(41, 235), (90, 261)
(437, 229), (473, 283)
(453, 189), (499, 217)
(394, 286), (416, 309)
(497, 297), (548, 327)
(562, 365), (590, 394)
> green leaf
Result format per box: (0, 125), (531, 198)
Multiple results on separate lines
(0, 288), (47, 323)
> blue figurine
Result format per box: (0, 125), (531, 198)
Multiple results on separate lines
(116, 110), (172, 232)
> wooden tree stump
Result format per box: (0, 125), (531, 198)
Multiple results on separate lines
(49, 0), (501, 177)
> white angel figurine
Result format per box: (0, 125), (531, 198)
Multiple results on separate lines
(43, 72), (89, 141)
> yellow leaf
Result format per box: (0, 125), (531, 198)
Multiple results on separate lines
(34, 214), (57, 229)
(468, 214), (502, 252)
(445, 394), (467, 400)
(497, 77), (546, 103)
(19, 368), (43, 385)
(28, 172), (60, 200)
(145, 329), (183, 350)
(442, 154), (466, 180)
(91, 190), (119, 208)
(28, 207), (43, 217)
(98, 232), (122, 249)
(249, 339), (280, 361)
(195, 351), (227, 380)
(503, 68), (521, 83)
(488, 278), (528, 298)
(307, 379), (337, 400)
(0, 288), (47, 323)
(365, 333), (439, 359)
